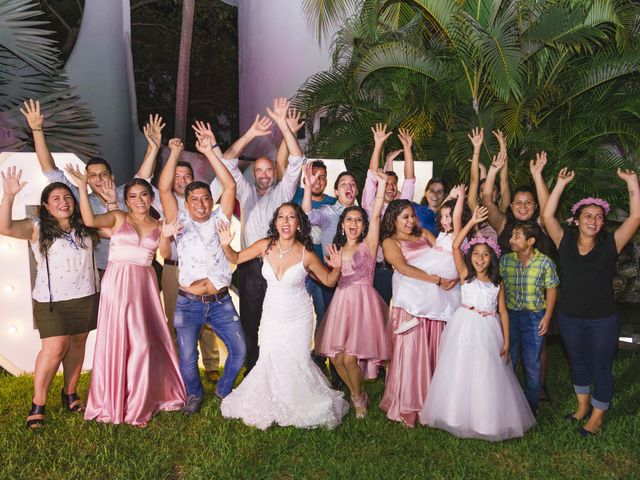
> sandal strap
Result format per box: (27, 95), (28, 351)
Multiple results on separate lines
(62, 389), (85, 412)
(26, 403), (45, 428)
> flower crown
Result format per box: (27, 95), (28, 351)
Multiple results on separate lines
(567, 197), (610, 224)
(461, 236), (501, 257)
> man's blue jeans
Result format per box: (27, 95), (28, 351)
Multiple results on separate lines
(174, 294), (246, 398)
(508, 309), (545, 410)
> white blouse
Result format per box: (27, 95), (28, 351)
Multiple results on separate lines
(30, 219), (99, 303)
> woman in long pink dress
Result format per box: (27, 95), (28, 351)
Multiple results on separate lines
(67, 168), (185, 426)
(315, 171), (391, 418)
(380, 199), (459, 427)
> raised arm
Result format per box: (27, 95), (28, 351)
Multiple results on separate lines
(614, 169), (640, 253)
(20, 99), (56, 173)
(369, 123), (392, 172)
(0, 167), (34, 239)
(158, 138), (184, 223)
(194, 135), (236, 219)
(301, 163), (319, 213)
(275, 108), (305, 182)
(493, 130), (511, 211)
(65, 165), (118, 229)
(217, 224), (268, 264)
(267, 97), (302, 158)
(529, 151), (550, 215)
(134, 114), (164, 179)
(382, 237), (440, 285)
(541, 168), (575, 248)
(467, 127), (484, 210)
(365, 172), (388, 255)
(222, 114), (273, 160)
(192, 120), (225, 160)
(481, 153), (508, 234)
(307, 244), (341, 287)
(451, 184), (466, 236)
(452, 206), (489, 282)
(398, 128), (415, 180)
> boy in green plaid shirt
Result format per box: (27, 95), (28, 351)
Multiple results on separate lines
(500, 222), (559, 414)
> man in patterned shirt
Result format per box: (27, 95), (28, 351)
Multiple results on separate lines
(500, 221), (559, 415)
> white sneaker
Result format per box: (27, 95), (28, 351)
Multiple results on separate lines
(393, 318), (419, 335)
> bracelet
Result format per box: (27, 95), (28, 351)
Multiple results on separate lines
(32, 128), (43, 132)
(437, 276), (441, 286)
(213, 143), (219, 149)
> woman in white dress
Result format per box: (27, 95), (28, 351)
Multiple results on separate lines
(217, 202), (349, 429)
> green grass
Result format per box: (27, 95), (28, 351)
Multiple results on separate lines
(1, 343), (639, 480)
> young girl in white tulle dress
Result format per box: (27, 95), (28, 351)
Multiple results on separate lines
(393, 187), (464, 335)
(420, 205), (535, 441)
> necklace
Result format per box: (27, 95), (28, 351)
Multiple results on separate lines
(278, 241), (294, 258)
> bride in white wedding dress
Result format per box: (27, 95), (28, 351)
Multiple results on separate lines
(218, 203), (349, 429)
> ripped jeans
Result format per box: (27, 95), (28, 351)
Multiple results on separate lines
(174, 294), (246, 398)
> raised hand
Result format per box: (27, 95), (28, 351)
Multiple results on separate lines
(371, 123), (392, 145)
(266, 97), (290, 125)
(617, 168), (638, 184)
(373, 170), (388, 185)
(143, 114), (165, 148)
(1, 166), (28, 196)
(20, 99), (44, 131)
(385, 149), (403, 165)
(192, 120), (217, 146)
(168, 138), (184, 154)
(303, 162), (321, 187)
(216, 221), (235, 247)
(161, 218), (183, 239)
(468, 127), (484, 149)
(286, 108), (305, 134)
(248, 114), (274, 138)
(556, 167), (575, 186)
(325, 244), (342, 270)
(529, 151), (547, 177)
(195, 135), (213, 155)
(397, 128), (413, 148)
(489, 152), (506, 172)
(471, 206), (489, 224)
(492, 129), (507, 150)
(95, 175), (117, 204)
(64, 163), (88, 186)
(449, 184), (466, 199)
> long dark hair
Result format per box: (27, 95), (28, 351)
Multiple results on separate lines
(38, 182), (98, 256)
(265, 202), (314, 252)
(123, 178), (155, 203)
(569, 203), (608, 246)
(381, 199), (420, 240)
(464, 243), (501, 286)
(332, 206), (369, 249)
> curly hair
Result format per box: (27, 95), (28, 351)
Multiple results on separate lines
(381, 199), (420, 240)
(265, 202), (314, 252)
(38, 182), (98, 256)
(463, 243), (502, 286)
(332, 206), (369, 249)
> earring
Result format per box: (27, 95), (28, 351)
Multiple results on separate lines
(341, 227), (345, 236)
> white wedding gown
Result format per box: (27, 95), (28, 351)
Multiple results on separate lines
(221, 252), (349, 430)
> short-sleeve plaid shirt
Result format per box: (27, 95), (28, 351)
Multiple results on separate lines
(500, 249), (559, 312)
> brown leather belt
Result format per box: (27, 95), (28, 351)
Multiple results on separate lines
(178, 288), (229, 303)
(164, 259), (179, 266)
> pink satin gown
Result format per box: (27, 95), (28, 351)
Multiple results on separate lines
(85, 220), (185, 426)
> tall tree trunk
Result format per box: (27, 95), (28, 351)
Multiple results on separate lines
(175, 0), (195, 139)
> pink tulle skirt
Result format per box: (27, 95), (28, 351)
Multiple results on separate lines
(315, 283), (391, 377)
(379, 307), (444, 427)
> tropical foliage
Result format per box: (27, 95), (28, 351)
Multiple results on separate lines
(0, 0), (99, 157)
(298, 0), (640, 212)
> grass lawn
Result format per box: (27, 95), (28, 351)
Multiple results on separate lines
(1, 342), (638, 480)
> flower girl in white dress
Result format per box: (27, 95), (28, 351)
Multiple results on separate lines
(420, 205), (535, 441)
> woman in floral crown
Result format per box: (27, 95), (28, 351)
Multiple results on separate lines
(542, 168), (640, 436)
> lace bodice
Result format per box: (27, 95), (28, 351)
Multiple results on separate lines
(460, 279), (500, 314)
(108, 220), (159, 266)
(338, 242), (375, 288)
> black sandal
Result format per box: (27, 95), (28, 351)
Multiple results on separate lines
(26, 403), (45, 429)
(61, 388), (85, 413)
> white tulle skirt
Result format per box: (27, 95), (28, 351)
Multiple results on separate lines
(419, 306), (536, 441)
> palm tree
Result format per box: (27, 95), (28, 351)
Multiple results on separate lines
(174, 0), (195, 139)
(0, 0), (99, 157)
(298, 0), (640, 212)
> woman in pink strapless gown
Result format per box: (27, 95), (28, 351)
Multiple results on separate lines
(67, 172), (185, 426)
(315, 173), (391, 418)
(380, 200), (459, 427)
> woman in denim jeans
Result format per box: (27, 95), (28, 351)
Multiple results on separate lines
(542, 167), (640, 436)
